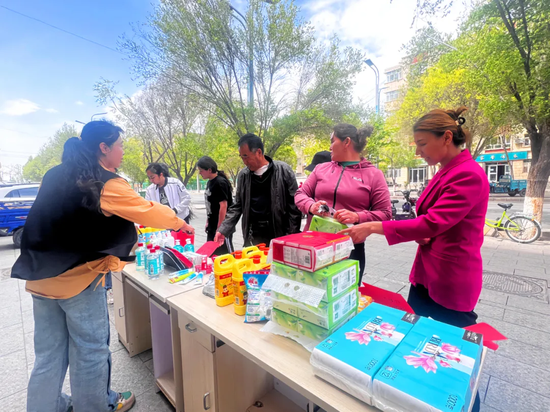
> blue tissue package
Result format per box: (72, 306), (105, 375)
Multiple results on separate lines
(310, 303), (419, 405)
(373, 317), (483, 412)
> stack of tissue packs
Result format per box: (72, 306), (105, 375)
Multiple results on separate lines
(310, 303), (419, 405)
(309, 215), (348, 234)
(373, 317), (483, 412)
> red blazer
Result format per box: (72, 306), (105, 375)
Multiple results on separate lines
(382, 150), (489, 311)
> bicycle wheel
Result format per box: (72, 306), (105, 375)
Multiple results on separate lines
(504, 216), (542, 243)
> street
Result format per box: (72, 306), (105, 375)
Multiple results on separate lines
(0, 195), (548, 411)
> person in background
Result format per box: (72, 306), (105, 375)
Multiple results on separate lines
(197, 156), (234, 255)
(339, 108), (487, 412)
(215, 133), (302, 247)
(295, 124), (392, 284)
(146, 163), (192, 224)
(304, 150), (331, 172)
(11, 121), (194, 412)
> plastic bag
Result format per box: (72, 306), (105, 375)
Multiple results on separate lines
(243, 271), (272, 323)
(202, 274), (215, 299)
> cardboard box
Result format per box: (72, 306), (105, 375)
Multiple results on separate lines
(270, 232), (354, 272)
(270, 259), (359, 302)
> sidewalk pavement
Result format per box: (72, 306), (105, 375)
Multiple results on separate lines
(0, 209), (549, 411)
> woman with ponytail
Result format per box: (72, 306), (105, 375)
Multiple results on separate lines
(295, 123), (392, 283)
(341, 107), (489, 339)
(12, 120), (194, 412)
(198, 156), (234, 255)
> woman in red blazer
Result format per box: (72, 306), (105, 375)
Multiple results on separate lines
(341, 107), (489, 328)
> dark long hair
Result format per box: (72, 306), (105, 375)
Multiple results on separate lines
(61, 120), (123, 211)
(197, 156), (233, 193)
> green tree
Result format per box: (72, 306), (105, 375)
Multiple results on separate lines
(22, 123), (79, 181)
(413, 0), (550, 224)
(121, 0), (363, 157)
(120, 137), (148, 185)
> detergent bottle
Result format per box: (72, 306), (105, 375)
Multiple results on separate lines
(242, 246), (259, 259)
(214, 254), (236, 307)
(247, 252), (269, 269)
(232, 258), (255, 315)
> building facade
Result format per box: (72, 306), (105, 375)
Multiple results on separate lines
(475, 134), (532, 182)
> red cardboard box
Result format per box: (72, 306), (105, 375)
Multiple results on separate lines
(270, 231), (354, 272)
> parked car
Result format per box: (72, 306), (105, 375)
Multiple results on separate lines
(0, 184), (38, 247)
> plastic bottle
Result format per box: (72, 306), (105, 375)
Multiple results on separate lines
(232, 258), (255, 315)
(156, 245), (165, 274)
(165, 231), (175, 248)
(145, 244), (153, 269)
(183, 238), (194, 252)
(135, 243), (146, 271)
(147, 247), (160, 280)
(174, 239), (184, 253)
(242, 246), (259, 259)
(137, 226), (146, 244)
(214, 254), (236, 307)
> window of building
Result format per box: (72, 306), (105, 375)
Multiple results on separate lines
(386, 91), (400, 102)
(485, 136), (511, 150)
(523, 159), (531, 174)
(386, 168), (401, 179)
(386, 70), (402, 83)
(409, 167), (426, 184)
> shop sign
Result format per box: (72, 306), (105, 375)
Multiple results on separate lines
(476, 151), (528, 163)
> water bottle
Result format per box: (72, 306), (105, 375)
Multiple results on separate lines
(147, 247), (160, 280)
(136, 243), (146, 271)
(156, 245), (165, 274)
(174, 239), (184, 253)
(184, 238), (194, 252)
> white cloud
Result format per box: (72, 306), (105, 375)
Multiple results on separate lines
(0, 99), (40, 116)
(45, 108), (59, 113)
(75, 100), (84, 106)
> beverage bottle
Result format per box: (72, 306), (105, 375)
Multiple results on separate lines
(136, 243), (146, 271)
(174, 239), (184, 253)
(137, 226), (145, 244)
(156, 245), (165, 274)
(165, 231), (175, 248)
(147, 247), (160, 280)
(145, 244), (154, 274)
(184, 238), (194, 252)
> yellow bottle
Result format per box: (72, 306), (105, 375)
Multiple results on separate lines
(242, 246), (260, 258)
(214, 254), (236, 307)
(247, 252), (270, 269)
(232, 259), (255, 316)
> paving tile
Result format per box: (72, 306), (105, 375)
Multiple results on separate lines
(18, 288), (33, 313)
(478, 289), (509, 306)
(384, 271), (411, 283)
(496, 338), (550, 371)
(109, 320), (125, 354)
(0, 350), (28, 400)
(483, 264), (516, 275)
(484, 376), (550, 412)
(21, 309), (34, 334)
(0, 323), (25, 358)
(0, 389), (27, 412)
(503, 308), (550, 333)
(477, 372), (491, 402)
(24, 332), (35, 365)
(144, 358), (154, 374)
(0, 303), (22, 330)
(138, 349), (153, 363)
(372, 279), (407, 293)
(479, 402), (502, 412)
(514, 267), (548, 278)
(110, 348), (155, 397)
(477, 318), (550, 350)
(506, 295), (550, 316)
(483, 351), (550, 397)
(475, 302), (505, 320)
(132, 387), (175, 412)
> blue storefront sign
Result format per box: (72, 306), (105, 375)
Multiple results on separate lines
(476, 151), (528, 162)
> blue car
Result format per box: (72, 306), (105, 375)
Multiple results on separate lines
(0, 184), (38, 247)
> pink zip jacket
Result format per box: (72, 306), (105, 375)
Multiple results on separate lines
(382, 150), (489, 312)
(295, 158), (392, 230)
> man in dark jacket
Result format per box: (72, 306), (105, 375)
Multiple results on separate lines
(215, 133), (301, 246)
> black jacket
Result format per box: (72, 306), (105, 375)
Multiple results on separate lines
(218, 157), (301, 244)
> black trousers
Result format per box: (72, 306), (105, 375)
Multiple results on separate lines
(407, 284), (481, 412)
(245, 220), (275, 247)
(349, 242), (366, 285)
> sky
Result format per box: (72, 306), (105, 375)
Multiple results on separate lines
(0, 0), (459, 172)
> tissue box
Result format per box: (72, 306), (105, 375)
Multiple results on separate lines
(271, 308), (355, 341)
(270, 232), (354, 272)
(270, 260), (359, 302)
(310, 215), (348, 234)
(274, 286), (358, 329)
(373, 317), (483, 412)
(310, 303), (419, 405)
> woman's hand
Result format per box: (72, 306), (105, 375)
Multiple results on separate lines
(334, 209), (359, 225)
(179, 222), (195, 235)
(309, 200), (330, 217)
(338, 223), (373, 243)
(416, 238), (432, 246)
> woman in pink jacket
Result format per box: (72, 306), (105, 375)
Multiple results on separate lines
(341, 107), (489, 331)
(295, 123), (392, 283)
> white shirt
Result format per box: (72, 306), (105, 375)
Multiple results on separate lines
(254, 163), (269, 176)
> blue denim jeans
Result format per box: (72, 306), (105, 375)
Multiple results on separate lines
(27, 274), (119, 412)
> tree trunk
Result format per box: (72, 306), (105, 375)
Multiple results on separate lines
(522, 129), (550, 226)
